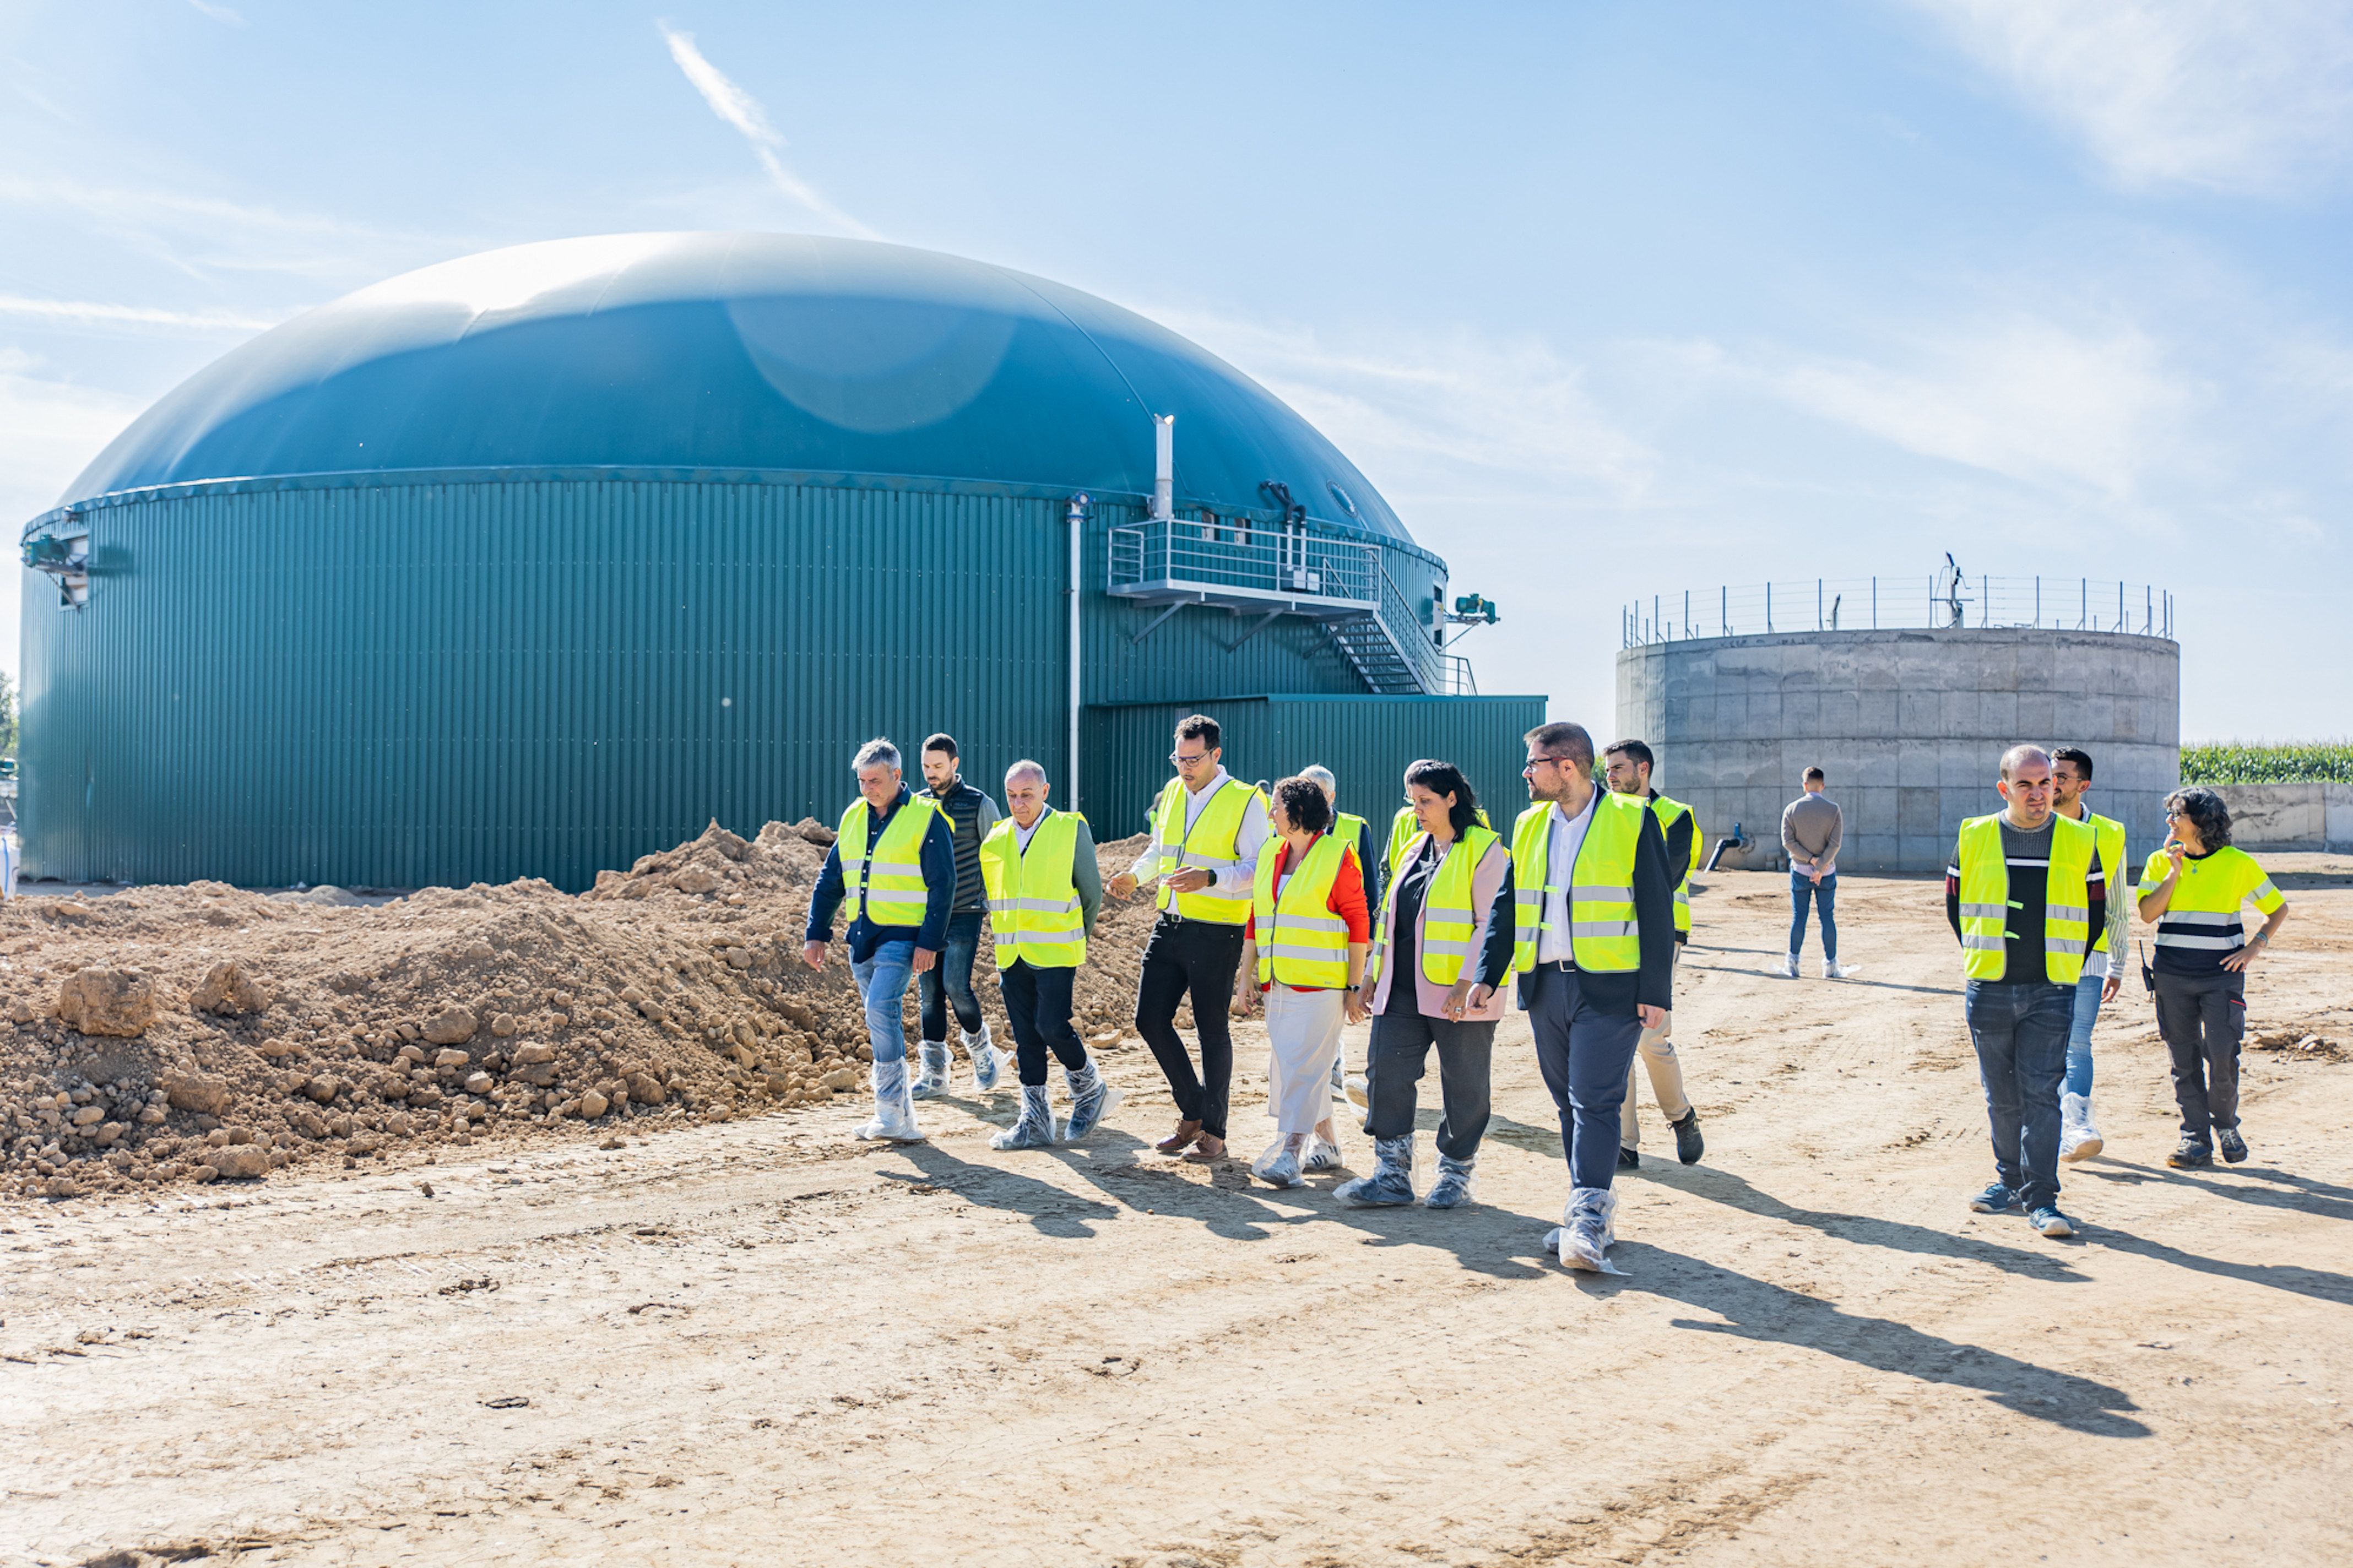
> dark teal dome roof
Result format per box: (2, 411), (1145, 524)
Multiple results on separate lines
(59, 232), (1412, 541)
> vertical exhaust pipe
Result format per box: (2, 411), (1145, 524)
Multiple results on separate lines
(1152, 414), (1174, 521)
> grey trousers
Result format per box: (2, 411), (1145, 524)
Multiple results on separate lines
(1363, 1010), (1495, 1162)
(2153, 968), (2247, 1140)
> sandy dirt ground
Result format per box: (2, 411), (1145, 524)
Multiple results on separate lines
(7, 860), (2352, 1566)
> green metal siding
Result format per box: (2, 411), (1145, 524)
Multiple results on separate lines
(1082, 695), (1547, 842)
(20, 479), (1470, 890)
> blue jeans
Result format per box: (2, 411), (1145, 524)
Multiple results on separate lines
(918, 910), (985, 1043)
(1788, 871), (1837, 960)
(851, 939), (917, 1066)
(1963, 979), (2072, 1210)
(2065, 972), (2102, 1097)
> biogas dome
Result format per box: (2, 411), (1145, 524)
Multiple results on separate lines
(18, 233), (1536, 890)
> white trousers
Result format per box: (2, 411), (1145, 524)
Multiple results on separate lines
(1264, 986), (1343, 1134)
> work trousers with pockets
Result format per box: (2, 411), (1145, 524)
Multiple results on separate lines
(1528, 963), (1645, 1192)
(1135, 914), (1245, 1140)
(1623, 946), (1691, 1151)
(917, 910), (985, 1045)
(2153, 968), (2246, 1143)
(1962, 978), (2071, 1211)
(1364, 1010), (1494, 1163)
(999, 958), (1089, 1088)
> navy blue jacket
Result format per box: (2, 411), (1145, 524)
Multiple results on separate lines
(804, 785), (958, 961)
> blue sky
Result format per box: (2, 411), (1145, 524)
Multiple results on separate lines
(3, 0), (2349, 737)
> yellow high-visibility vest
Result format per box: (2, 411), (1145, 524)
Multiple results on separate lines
(1387, 802), (1492, 878)
(1252, 832), (1352, 989)
(1149, 777), (1262, 924)
(1336, 811), (1369, 867)
(2136, 843), (2283, 960)
(2080, 811), (2125, 954)
(1647, 791), (1701, 936)
(1956, 813), (2095, 984)
(1368, 824), (1501, 986)
(979, 809), (1087, 969)
(837, 794), (947, 929)
(1510, 792), (1649, 974)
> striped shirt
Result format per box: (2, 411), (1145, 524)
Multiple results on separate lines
(1945, 818), (2107, 986)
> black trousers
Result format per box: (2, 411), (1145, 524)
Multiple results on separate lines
(1364, 1009), (1495, 1162)
(2153, 968), (2247, 1140)
(1135, 914), (1245, 1138)
(1000, 959), (1089, 1088)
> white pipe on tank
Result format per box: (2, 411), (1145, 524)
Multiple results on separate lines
(1152, 414), (1174, 521)
(1067, 493), (1087, 810)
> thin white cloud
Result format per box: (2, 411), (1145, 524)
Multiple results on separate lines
(657, 23), (880, 241)
(0, 351), (144, 523)
(1156, 310), (1658, 506)
(187, 0), (248, 23)
(0, 293), (283, 332)
(1905, 0), (2353, 194)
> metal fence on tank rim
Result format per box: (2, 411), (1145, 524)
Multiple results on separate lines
(1620, 576), (2174, 648)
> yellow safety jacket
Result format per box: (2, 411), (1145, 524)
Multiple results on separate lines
(1252, 832), (1353, 989)
(837, 794), (948, 929)
(1648, 791), (1702, 936)
(2136, 844), (2282, 967)
(1510, 792), (1649, 974)
(1956, 813), (2096, 984)
(1387, 802), (1494, 880)
(2079, 810), (2126, 963)
(1335, 811), (1369, 869)
(1149, 776), (1262, 924)
(979, 809), (1087, 969)
(1368, 824), (1501, 986)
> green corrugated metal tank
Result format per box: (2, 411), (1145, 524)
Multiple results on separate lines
(19, 232), (1539, 889)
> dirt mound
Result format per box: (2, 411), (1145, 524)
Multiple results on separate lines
(1, 823), (1168, 1198)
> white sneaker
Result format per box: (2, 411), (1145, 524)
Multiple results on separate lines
(1824, 960), (1861, 980)
(2059, 1091), (2103, 1163)
(1343, 1073), (1370, 1111)
(1774, 954), (1799, 979)
(1302, 1136), (1343, 1173)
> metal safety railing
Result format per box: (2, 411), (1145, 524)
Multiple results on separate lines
(1621, 576), (2174, 648)
(1108, 517), (1381, 607)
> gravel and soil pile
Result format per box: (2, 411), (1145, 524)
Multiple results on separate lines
(0, 822), (1163, 1197)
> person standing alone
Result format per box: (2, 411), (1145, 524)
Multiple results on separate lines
(913, 734), (1004, 1098)
(1949, 745), (2103, 1239)
(2050, 746), (2124, 1161)
(1108, 714), (1271, 1163)
(1780, 768), (1857, 979)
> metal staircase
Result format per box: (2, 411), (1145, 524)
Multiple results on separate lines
(1322, 612), (1424, 694)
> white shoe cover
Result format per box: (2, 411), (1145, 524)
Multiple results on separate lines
(1252, 1135), (1305, 1188)
(1549, 1187), (1624, 1274)
(991, 1082), (1056, 1150)
(908, 1040), (952, 1099)
(964, 1024), (1003, 1093)
(1774, 954), (1799, 979)
(1824, 960), (1861, 979)
(856, 1059), (925, 1143)
(2059, 1090), (2104, 1162)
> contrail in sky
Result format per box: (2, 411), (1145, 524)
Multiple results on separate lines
(658, 23), (880, 241)
(0, 294), (283, 331)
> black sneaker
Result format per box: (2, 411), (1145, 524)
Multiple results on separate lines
(1617, 1145), (1641, 1170)
(2217, 1128), (2248, 1164)
(2167, 1139), (2214, 1169)
(1670, 1108), (1705, 1165)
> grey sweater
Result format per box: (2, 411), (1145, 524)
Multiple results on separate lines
(1782, 793), (1844, 872)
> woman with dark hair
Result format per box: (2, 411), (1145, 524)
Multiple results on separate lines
(2138, 786), (2291, 1168)
(1234, 776), (1370, 1187)
(1338, 759), (1514, 1208)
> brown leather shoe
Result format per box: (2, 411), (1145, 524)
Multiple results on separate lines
(1186, 1133), (1227, 1162)
(1154, 1119), (1202, 1155)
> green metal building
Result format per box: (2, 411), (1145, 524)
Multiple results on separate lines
(19, 233), (1539, 889)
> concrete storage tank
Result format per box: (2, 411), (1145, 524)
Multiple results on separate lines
(19, 232), (1538, 890)
(1614, 577), (2179, 873)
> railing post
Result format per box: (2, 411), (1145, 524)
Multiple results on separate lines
(1817, 578), (1823, 631)
(1766, 581), (1773, 633)
(1721, 585), (1727, 638)
(2035, 575), (2040, 626)
(1872, 576), (1878, 628)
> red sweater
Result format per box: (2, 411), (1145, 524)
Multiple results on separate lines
(1247, 834), (1371, 991)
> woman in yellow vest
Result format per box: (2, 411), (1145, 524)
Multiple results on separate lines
(1338, 760), (1512, 1209)
(979, 761), (1113, 1151)
(2137, 787), (2290, 1168)
(1233, 777), (1371, 1188)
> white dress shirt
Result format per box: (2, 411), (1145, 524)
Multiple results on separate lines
(1536, 790), (1599, 965)
(1129, 766), (1273, 898)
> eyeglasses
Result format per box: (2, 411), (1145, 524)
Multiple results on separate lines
(2165, 808), (2183, 818)
(1170, 752), (1211, 766)
(1521, 756), (1573, 774)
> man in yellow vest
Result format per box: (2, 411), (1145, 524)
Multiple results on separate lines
(1602, 739), (1705, 1168)
(1108, 714), (1271, 1163)
(980, 760), (1114, 1151)
(1468, 721), (1674, 1273)
(2051, 745), (2125, 1162)
(1946, 744), (2106, 1240)
(801, 737), (957, 1144)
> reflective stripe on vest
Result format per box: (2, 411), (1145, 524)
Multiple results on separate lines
(2142, 844), (2275, 953)
(1509, 793), (1647, 974)
(1368, 824), (1501, 987)
(838, 795), (945, 929)
(1649, 791), (1699, 936)
(1390, 802), (1493, 879)
(979, 810), (1087, 970)
(1253, 833), (1352, 989)
(1151, 777), (1261, 924)
(1956, 813), (2096, 984)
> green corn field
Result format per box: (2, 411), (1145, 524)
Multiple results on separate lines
(2179, 741), (2353, 785)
